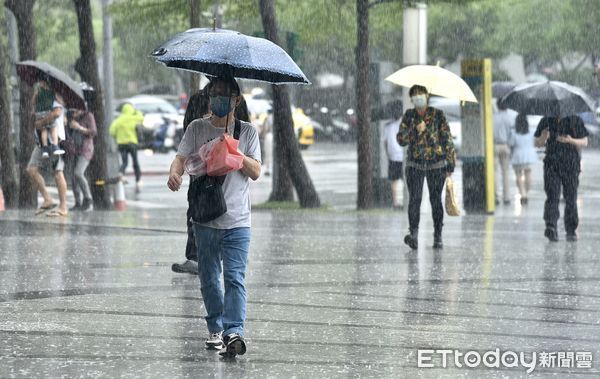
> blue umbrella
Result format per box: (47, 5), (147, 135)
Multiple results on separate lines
(151, 28), (310, 85)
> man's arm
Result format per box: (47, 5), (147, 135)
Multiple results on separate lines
(556, 135), (588, 148)
(34, 107), (61, 131)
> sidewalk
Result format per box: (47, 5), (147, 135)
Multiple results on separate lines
(2, 147), (600, 377)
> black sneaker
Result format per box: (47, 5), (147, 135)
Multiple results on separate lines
(544, 227), (559, 242)
(566, 232), (578, 242)
(404, 234), (418, 250)
(205, 331), (223, 350)
(69, 203), (81, 211)
(41, 146), (50, 158)
(171, 260), (198, 275)
(219, 333), (246, 358)
(51, 144), (65, 155)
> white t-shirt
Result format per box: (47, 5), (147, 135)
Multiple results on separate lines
(53, 101), (66, 142)
(177, 117), (261, 229)
(383, 119), (404, 162)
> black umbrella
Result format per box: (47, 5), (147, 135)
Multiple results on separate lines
(151, 28), (310, 85)
(499, 81), (595, 117)
(16, 60), (86, 110)
(492, 81), (516, 98)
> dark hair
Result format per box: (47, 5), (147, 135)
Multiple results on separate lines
(183, 87), (210, 131)
(235, 95), (250, 122)
(207, 76), (241, 96)
(409, 85), (428, 97)
(497, 99), (507, 111)
(37, 72), (51, 83)
(515, 113), (529, 135)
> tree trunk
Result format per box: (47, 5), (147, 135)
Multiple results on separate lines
(73, 0), (111, 209)
(259, 0), (320, 207)
(356, 0), (373, 209)
(0, 35), (18, 208)
(5, 0), (37, 208)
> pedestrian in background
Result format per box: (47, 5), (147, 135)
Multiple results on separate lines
(397, 85), (456, 250)
(110, 103), (144, 193)
(510, 113), (537, 205)
(493, 100), (515, 205)
(535, 115), (588, 242)
(67, 109), (97, 211)
(383, 106), (404, 209)
(172, 87), (251, 276)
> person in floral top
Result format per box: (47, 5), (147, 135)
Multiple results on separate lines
(396, 85), (456, 249)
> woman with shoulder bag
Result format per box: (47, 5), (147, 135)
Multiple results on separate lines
(396, 85), (456, 249)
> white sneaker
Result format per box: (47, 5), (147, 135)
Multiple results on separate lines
(205, 331), (223, 350)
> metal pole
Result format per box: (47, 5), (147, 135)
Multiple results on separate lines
(402, 2), (427, 207)
(102, 0), (114, 126)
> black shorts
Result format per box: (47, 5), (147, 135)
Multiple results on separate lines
(388, 160), (403, 181)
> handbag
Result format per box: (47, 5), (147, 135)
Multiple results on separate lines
(445, 177), (460, 216)
(188, 174), (228, 223)
(187, 120), (241, 223)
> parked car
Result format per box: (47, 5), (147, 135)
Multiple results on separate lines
(114, 95), (184, 151)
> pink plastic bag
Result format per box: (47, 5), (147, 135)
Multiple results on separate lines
(184, 138), (220, 176)
(206, 133), (244, 176)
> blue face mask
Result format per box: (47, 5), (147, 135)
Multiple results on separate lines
(210, 96), (233, 118)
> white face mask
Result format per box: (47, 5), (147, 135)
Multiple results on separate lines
(411, 95), (427, 108)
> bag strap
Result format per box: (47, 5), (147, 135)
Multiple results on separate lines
(234, 119), (241, 140)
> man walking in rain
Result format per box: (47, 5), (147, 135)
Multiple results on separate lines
(167, 77), (261, 358)
(534, 115), (588, 241)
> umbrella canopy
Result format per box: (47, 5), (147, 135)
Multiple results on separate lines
(16, 60), (86, 110)
(385, 64), (478, 103)
(492, 81), (516, 98)
(498, 81), (595, 117)
(151, 28), (310, 85)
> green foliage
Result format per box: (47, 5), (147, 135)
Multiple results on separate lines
(20, 0), (599, 99)
(33, 0), (103, 81)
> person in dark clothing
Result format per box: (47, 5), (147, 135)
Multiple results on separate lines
(171, 87), (251, 275)
(396, 85), (456, 249)
(534, 115), (588, 242)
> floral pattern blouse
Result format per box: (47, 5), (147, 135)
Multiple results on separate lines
(396, 107), (456, 172)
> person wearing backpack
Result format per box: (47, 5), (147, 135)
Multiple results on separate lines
(396, 85), (456, 250)
(167, 77), (261, 358)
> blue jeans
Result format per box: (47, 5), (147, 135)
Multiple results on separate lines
(193, 225), (250, 337)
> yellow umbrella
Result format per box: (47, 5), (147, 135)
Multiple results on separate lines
(385, 64), (478, 103)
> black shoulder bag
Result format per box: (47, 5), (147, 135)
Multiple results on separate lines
(187, 120), (241, 223)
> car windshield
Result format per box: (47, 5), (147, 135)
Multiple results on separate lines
(133, 100), (178, 114)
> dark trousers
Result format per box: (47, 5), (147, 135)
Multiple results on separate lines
(118, 143), (141, 182)
(185, 206), (197, 261)
(406, 167), (446, 232)
(543, 162), (579, 234)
